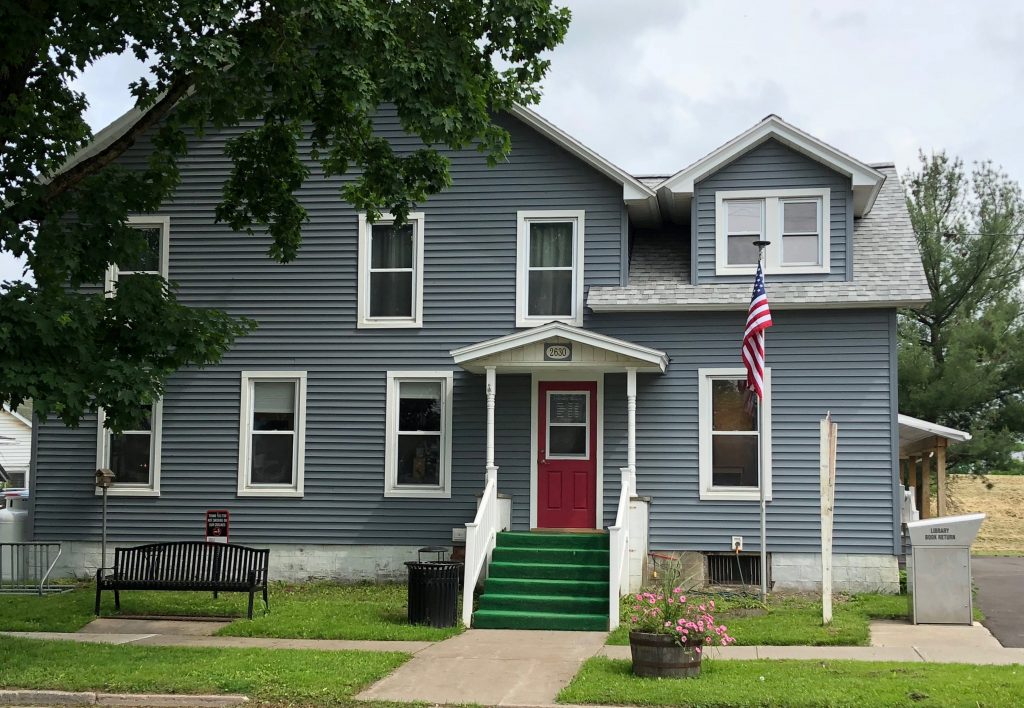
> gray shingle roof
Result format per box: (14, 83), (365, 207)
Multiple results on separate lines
(588, 166), (931, 311)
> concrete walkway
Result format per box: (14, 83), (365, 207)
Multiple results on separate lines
(6, 617), (1024, 706)
(973, 556), (1024, 648)
(600, 620), (1024, 666)
(356, 629), (607, 706)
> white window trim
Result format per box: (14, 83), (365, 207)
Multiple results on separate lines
(95, 401), (163, 497)
(545, 389), (590, 460)
(715, 189), (830, 276)
(104, 215), (171, 296)
(516, 210), (585, 328)
(237, 371), (307, 498)
(384, 370), (454, 499)
(698, 367), (773, 502)
(357, 212), (425, 329)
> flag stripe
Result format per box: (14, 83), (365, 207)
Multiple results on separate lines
(742, 264), (773, 400)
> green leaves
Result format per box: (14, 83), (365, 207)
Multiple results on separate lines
(900, 152), (1024, 470)
(1, 1), (569, 427)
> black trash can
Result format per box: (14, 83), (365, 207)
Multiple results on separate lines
(406, 560), (462, 628)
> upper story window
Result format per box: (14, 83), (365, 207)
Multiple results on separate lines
(104, 215), (170, 295)
(516, 210), (585, 328)
(715, 189), (829, 276)
(697, 368), (772, 502)
(384, 371), (453, 498)
(237, 371), (307, 498)
(96, 402), (163, 497)
(357, 213), (424, 328)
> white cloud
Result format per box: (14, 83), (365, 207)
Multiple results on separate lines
(537, 0), (1024, 180)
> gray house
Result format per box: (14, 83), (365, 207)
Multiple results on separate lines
(30, 106), (929, 630)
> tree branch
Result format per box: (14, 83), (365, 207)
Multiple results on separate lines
(40, 75), (192, 206)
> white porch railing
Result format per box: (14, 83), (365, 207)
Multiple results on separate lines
(608, 466), (633, 631)
(462, 465), (499, 627)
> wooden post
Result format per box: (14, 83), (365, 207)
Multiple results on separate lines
(820, 415), (838, 625)
(920, 453), (931, 520)
(910, 456), (921, 518)
(936, 439), (948, 517)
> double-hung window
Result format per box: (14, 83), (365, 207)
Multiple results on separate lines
(105, 215), (170, 294)
(238, 371), (307, 497)
(357, 213), (424, 328)
(715, 189), (829, 275)
(516, 210), (585, 327)
(384, 371), (453, 498)
(698, 368), (772, 501)
(96, 403), (163, 496)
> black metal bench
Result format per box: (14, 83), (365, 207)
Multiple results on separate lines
(95, 541), (270, 619)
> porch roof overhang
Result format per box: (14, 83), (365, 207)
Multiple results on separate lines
(450, 322), (669, 374)
(898, 414), (972, 456)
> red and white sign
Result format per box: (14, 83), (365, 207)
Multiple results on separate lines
(205, 509), (229, 544)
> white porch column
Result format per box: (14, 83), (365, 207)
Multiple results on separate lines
(485, 366), (497, 478)
(626, 367), (637, 496)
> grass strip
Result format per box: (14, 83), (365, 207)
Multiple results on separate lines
(0, 636), (407, 706)
(558, 656), (1024, 707)
(0, 581), (463, 641)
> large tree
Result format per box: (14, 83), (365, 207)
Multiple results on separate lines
(900, 152), (1024, 470)
(0, 0), (570, 431)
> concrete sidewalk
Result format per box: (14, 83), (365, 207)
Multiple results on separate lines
(601, 620), (1024, 666)
(3, 629), (434, 654)
(6, 617), (1024, 707)
(356, 629), (608, 706)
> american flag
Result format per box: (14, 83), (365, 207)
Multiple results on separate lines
(742, 263), (773, 400)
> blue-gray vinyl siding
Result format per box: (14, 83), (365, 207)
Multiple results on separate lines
(591, 309), (898, 556)
(31, 108), (624, 545)
(32, 113), (897, 557)
(692, 138), (854, 284)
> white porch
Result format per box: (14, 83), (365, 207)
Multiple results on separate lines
(450, 322), (668, 630)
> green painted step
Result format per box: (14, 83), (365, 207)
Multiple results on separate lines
(482, 577), (608, 598)
(496, 531), (608, 550)
(473, 609), (608, 631)
(488, 561), (608, 582)
(476, 592), (607, 615)
(491, 546), (610, 565)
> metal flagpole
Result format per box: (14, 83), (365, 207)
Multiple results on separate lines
(753, 239), (771, 603)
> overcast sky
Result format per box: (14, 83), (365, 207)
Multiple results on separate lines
(4, 0), (1023, 282)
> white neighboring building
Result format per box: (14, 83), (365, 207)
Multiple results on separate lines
(0, 405), (32, 489)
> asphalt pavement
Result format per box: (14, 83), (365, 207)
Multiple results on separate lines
(973, 556), (1024, 648)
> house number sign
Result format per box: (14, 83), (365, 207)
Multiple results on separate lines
(544, 342), (572, 361)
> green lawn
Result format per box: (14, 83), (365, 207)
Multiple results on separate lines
(0, 636), (406, 706)
(607, 592), (911, 647)
(558, 657), (1024, 707)
(0, 581), (463, 641)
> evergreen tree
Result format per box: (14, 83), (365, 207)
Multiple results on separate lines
(900, 152), (1024, 470)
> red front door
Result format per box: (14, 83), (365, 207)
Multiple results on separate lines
(537, 381), (598, 529)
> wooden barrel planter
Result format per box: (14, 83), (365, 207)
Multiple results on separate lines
(629, 631), (702, 678)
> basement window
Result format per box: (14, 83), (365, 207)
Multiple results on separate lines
(707, 553), (764, 587)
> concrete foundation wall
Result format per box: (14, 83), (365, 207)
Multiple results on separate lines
(771, 552), (900, 594)
(51, 542), (438, 583)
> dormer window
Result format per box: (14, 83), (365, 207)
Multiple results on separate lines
(715, 188), (830, 276)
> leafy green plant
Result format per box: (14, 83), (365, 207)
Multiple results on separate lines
(623, 588), (735, 651)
